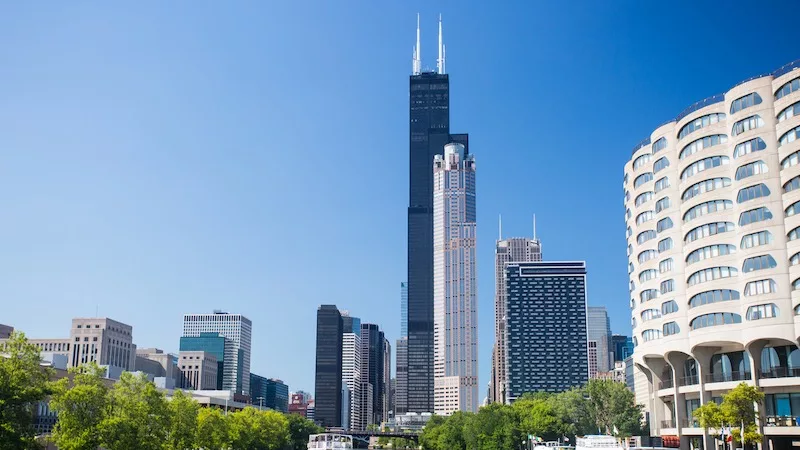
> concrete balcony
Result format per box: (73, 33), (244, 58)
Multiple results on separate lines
(764, 416), (800, 436)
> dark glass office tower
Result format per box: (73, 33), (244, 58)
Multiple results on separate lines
(314, 305), (343, 427)
(504, 261), (589, 401)
(407, 73), (469, 413)
(359, 323), (386, 426)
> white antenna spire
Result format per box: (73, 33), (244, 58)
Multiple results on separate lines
(533, 214), (537, 240)
(437, 14), (445, 74)
(498, 214), (502, 241)
(413, 14), (421, 75)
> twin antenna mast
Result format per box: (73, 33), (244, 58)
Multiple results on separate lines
(412, 14), (445, 75)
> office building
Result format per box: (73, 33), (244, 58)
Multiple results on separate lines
(432, 142), (478, 414)
(342, 319), (362, 428)
(612, 335), (634, 362)
(183, 311), (251, 395)
(358, 323), (386, 428)
(504, 261), (588, 400)
(491, 233), (542, 404)
(28, 338), (72, 362)
(587, 306), (612, 374)
(383, 338), (392, 419)
(342, 312), (361, 336)
(588, 340), (599, 379)
(0, 324), (13, 339)
(179, 332), (227, 390)
(624, 59), (800, 449)
(179, 351), (218, 390)
(69, 318), (136, 373)
(289, 392), (311, 417)
(250, 374), (288, 412)
(396, 282), (409, 416)
(407, 15), (468, 413)
(136, 348), (180, 388)
(314, 305), (343, 427)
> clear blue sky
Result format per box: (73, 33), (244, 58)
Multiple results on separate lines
(1, 1), (797, 395)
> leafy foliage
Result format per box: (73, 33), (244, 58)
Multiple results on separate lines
(196, 407), (230, 450)
(0, 331), (53, 450)
(287, 413), (323, 450)
(165, 389), (199, 450)
(98, 372), (170, 450)
(49, 363), (109, 450)
(228, 407), (290, 450)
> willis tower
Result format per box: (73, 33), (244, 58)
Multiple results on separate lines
(406, 15), (468, 413)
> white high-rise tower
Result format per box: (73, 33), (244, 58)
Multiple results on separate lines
(433, 142), (478, 414)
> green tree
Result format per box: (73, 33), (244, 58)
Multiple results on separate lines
(49, 363), (109, 450)
(547, 388), (593, 439)
(721, 383), (764, 448)
(195, 407), (230, 450)
(419, 415), (446, 450)
(286, 413), (322, 450)
(98, 372), (169, 450)
(584, 379), (643, 437)
(0, 331), (53, 450)
(463, 405), (519, 450)
(693, 401), (724, 437)
(229, 407), (289, 450)
(513, 397), (561, 441)
(165, 390), (199, 450)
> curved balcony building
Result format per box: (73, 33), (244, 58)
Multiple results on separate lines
(624, 60), (800, 449)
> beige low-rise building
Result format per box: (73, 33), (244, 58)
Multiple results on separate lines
(178, 351), (218, 390)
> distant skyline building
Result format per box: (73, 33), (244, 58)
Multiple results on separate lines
(182, 311), (252, 395)
(289, 392), (311, 418)
(407, 15), (468, 414)
(179, 351), (218, 390)
(179, 332), (227, 390)
(314, 305), (343, 428)
(383, 338), (392, 420)
(69, 317), (136, 373)
(504, 261), (589, 401)
(490, 230), (542, 404)
(250, 375), (289, 412)
(0, 324), (13, 339)
(341, 317), (362, 429)
(395, 282), (409, 416)
(433, 142), (478, 414)
(611, 334), (633, 362)
(358, 323), (386, 429)
(587, 306), (612, 375)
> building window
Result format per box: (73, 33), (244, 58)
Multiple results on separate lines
(640, 289), (659, 303)
(731, 115), (764, 136)
(735, 160), (768, 181)
(689, 289), (739, 308)
(683, 200), (733, 223)
(655, 197), (670, 213)
(789, 227), (800, 242)
(687, 266), (738, 286)
(680, 134), (728, 159)
(746, 304), (779, 321)
(659, 258), (674, 274)
(686, 244), (736, 265)
(635, 191), (654, 207)
(791, 252), (800, 266)
(685, 222), (734, 244)
(637, 230), (657, 245)
(784, 176), (800, 194)
(681, 156), (730, 181)
(730, 92), (762, 114)
(653, 157), (670, 173)
(638, 249), (657, 264)
(775, 77), (800, 100)
(636, 211), (654, 225)
(739, 207), (773, 226)
(690, 312), (742, 330)
(658, 237), (673, 253)
(641, 309), (661, 322)
(633, 154), (652, 171)
(652, 137), (668, 153)
(787, 201), (800, 217)
(654, 176), (670, 193)
(678, 113), (726, 140)
(657, 217), (674, 233)
(742, 255), (778, 273)
(682, 177), (731, 201)
(780, 125), (800, 147)
(777, 101), (800, 123)
(660, 279), (675, 294)
(639, 269), (658, 283)
(733, 137), (767, 159)
(634, 172), (654, 188)
(662, 300), (679, 315)
(663, 321), (680, 336)
(744, 279), (777, 296)
(736, 183), (770, 203)
(741, 230), (773, 249)
(642, 329), (662, 342)
(782, 150), (800, 169)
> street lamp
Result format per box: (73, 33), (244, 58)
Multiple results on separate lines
(257, 396), (264, 410)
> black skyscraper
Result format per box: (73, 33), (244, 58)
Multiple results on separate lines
(314, 305), (343, 427)
(360, 323), (386, 426)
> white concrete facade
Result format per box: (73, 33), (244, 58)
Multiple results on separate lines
(433, 142), (478, 414)
(69, 318), (136, 373)
(624, 61), (800, 449)
(183, 312), (252, 395)
(342, 332), (361, 430)
(178, 351), (218, 390)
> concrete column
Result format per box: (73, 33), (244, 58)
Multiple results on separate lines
(644, 357), (672, 439)
(692, 347), (720, 450)
(746, 340), (768, 450)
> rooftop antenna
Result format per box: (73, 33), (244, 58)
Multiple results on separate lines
(533, 214), (537, 240)
(437, 14), (445, 74)
(498, 214), (502, 241)
(413, 14), (421, 75)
